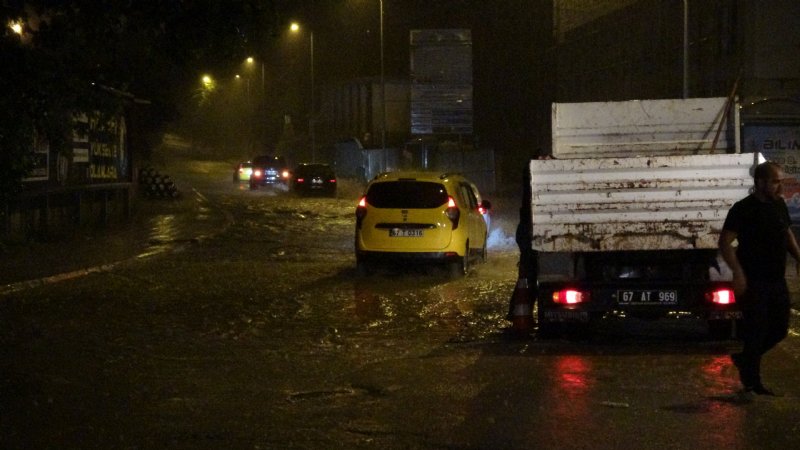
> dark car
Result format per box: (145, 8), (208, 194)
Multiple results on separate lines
(291, 163), (337, 197)
(249, 155), (290, 190)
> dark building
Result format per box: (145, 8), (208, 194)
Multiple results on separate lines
(553, 0), (800, 104)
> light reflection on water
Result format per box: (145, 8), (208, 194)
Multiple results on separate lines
(136, 214), (178, 258)
(149, 214), (178, 243)
(698, 355), (746, 448)
(551, 355), (592, 418)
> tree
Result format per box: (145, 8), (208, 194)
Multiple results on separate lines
(1, 0), (276, 204)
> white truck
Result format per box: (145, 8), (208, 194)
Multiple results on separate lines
(529, 97), (762, 338)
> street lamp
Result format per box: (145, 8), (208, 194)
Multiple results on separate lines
(9, 20), (23, 35)
(197, 74), (216, 105)
(245, 56), (265, 96)
(290, 21), (315, 162)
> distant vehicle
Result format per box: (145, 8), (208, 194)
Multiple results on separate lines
(233, 161), (253, 182)
(249, 155), (290, 190)
(355, 171), (491, 277)
(291, 163), (337, 197)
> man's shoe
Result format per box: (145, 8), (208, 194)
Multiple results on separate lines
(751, 384), (777, 396)
(731, 353), (749, 387)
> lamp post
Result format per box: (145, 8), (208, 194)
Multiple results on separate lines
(245, 57), (267, 154)
(245, 56), (265, 96)
(682, 0), (689, 99)
(380, 0), (386, 154)
(291, 22), (316, 163)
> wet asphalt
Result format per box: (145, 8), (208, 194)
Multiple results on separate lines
(4, 180), (800, 307)
(0, 187), (230, 295)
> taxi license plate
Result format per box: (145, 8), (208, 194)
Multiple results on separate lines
(617, 290), (678, 305)
(389, 228), (423, 237)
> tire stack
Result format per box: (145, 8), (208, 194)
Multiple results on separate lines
(138, 166), (180, 199)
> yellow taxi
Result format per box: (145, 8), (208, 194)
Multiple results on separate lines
(355, 171), (491, 276)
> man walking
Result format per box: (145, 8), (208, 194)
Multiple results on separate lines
(719, 161), (800, 395)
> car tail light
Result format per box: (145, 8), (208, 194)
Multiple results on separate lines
(356, 196), (368, 228)
(282, 170), (290, 179)
(707, 288), (735, 305)
(445, 196), (460, 230)
(553, 289), (588, 304)
(296, 178), (305, 183)
(253, 169), (263, 178)
(329, 179), (337, 183)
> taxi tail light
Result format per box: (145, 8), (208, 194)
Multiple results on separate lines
(355, 196), (368, 228)
(707, 288), (735, 305)
(445, 196), (460, 230)
(552, 289), (589, 304)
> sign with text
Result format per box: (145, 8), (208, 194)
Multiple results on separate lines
(73, 113), (128, 183)
(410, 29), (473, 135)
(744, 124), (800, 221)
(22, 131), (49, 182)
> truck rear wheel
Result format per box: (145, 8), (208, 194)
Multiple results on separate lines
(536, 322), (560, 339)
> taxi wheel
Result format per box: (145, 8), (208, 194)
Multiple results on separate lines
(449, 242), (469, 277)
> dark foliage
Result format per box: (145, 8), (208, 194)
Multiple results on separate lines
(0, 0), (276, 203)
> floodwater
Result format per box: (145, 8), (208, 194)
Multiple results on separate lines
(2, 151), (800, 449)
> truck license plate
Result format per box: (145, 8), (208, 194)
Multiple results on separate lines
(389, 228), (423, 237)
(617, 290), (678, 305)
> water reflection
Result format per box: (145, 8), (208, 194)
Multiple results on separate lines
(549, 355), (592, 420)
(149, 214), (178, 243)
(137, 214), (178, 258)
(353, 281), (387, 324)
(698, 355), (746, 448)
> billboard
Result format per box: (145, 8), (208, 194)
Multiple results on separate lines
(22, 131), (49, 182)
(744, 124), (800, 221)
(410, 29), (473, 135)
(72, 112), (128, 183)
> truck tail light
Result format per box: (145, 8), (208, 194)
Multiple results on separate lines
(553, 289), (588, 304)
(707, 288), (735, 305)
(356, 196), (368, 228)
(445, 196), (460, 230)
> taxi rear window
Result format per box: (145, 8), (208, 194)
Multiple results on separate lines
(366, 181), (448, 208)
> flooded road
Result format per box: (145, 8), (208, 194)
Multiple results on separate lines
(2, 153), (800, 449)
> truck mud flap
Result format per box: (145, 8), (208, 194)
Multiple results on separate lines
(542, 310), (590, 323)
(707, 310), (743, 320)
